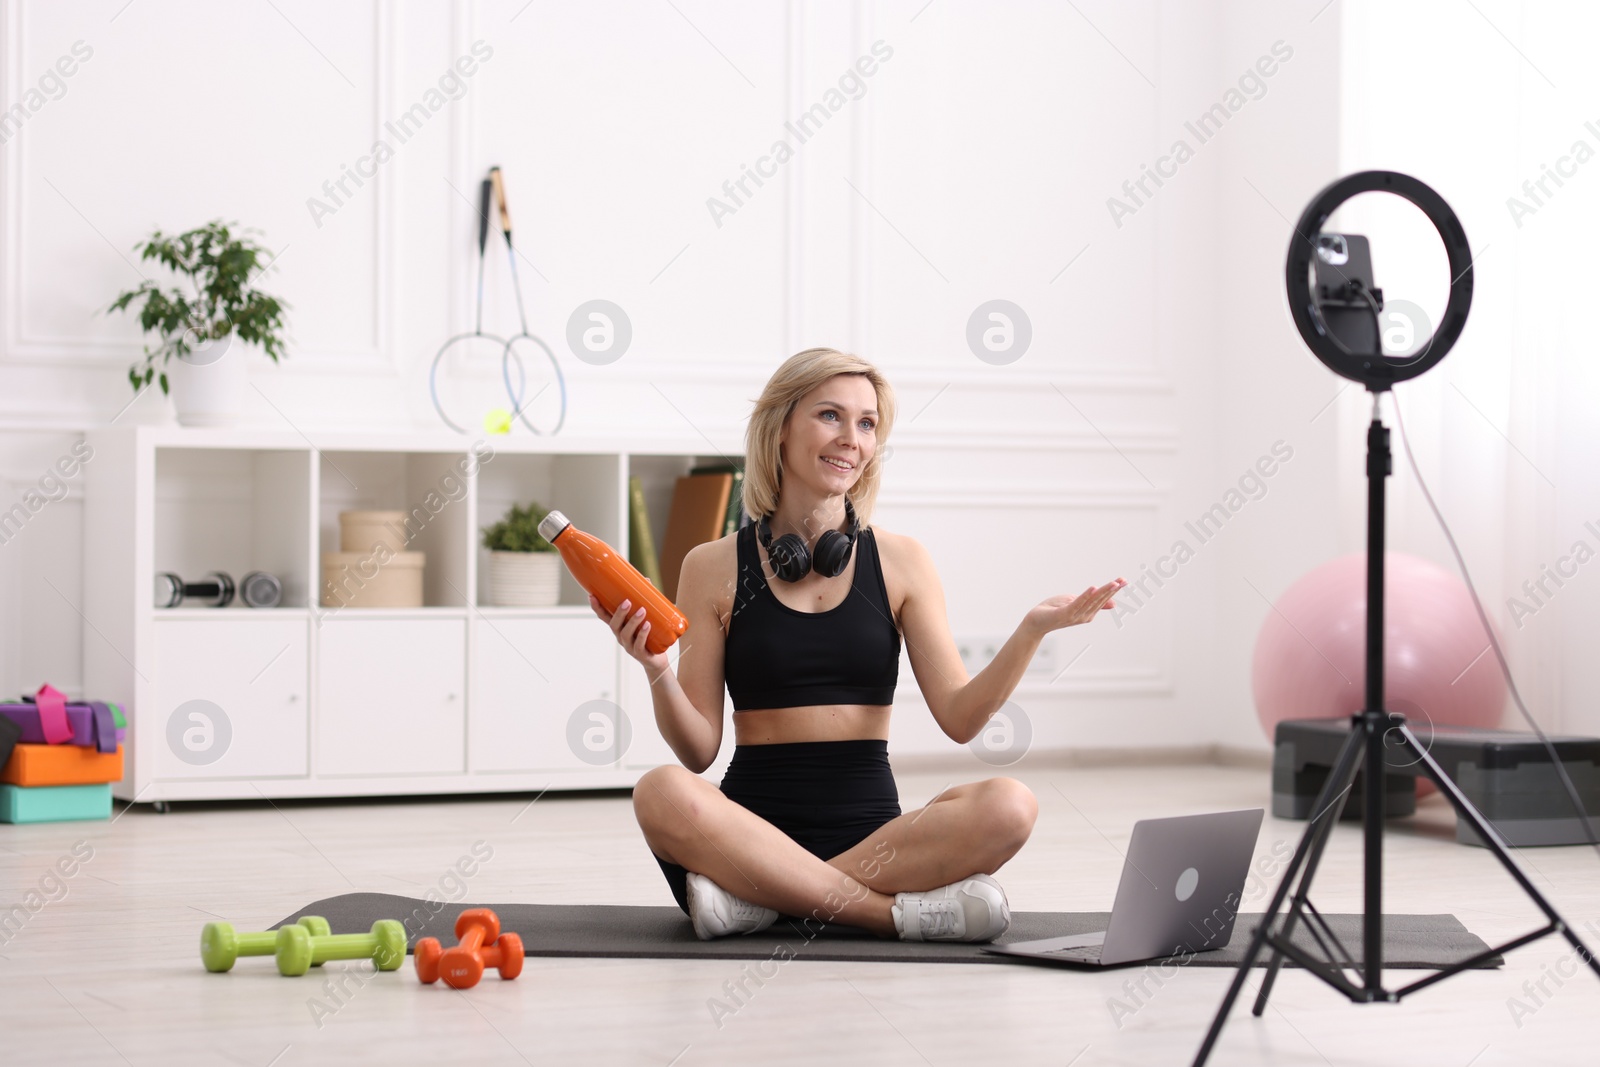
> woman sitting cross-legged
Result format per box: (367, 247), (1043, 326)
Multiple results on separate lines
(591, 347), (1125, 942)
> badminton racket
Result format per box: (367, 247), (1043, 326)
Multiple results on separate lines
(489, 165), (567, 436)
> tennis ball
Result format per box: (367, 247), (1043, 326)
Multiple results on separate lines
(483, 408), (512, 435)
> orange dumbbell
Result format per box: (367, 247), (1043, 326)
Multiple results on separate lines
(414, 908), (524, 989)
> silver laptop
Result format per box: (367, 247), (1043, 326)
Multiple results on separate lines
(983, 808), (1265, 967)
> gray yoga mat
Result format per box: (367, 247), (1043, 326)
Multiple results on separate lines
(274, 893), (1502, 969)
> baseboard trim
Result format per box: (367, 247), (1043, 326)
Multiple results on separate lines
(888, 743), (1269, 774)
(1211, 744), (1273, 769)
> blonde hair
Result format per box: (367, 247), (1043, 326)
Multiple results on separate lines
(742, 347), (896, 530)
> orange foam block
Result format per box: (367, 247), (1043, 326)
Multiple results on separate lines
(0, 743), (124, 787)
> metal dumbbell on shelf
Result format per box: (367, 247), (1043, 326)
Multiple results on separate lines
(274, 919), (407, 977)
(155, 571), (281, 609)
(200, 916), (332, 972)
(414, 908), (524, 989)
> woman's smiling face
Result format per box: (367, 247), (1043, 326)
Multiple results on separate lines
(780, 374), (880, 494)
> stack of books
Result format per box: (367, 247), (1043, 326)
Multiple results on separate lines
(629, 462), (747, 601)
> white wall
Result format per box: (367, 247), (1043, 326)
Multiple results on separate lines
(1206, 0), (1347, 751)
(6, 0), (1493, 762)
(1332, 0), (1600, 743)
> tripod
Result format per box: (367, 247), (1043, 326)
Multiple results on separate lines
(1192, 403), (1600, 1065)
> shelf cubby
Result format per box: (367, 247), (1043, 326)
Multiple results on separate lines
(625, 451), (748, 562)
(153, 447), (312, 610)
(475, 451), (622, 608)
(318, 451), (473, 608)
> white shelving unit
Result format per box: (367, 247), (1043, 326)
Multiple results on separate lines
(83, 426), (742, 805)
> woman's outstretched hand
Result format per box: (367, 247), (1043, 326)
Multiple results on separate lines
(1023, 578), (1127, 637)
(589, 593), (671, 677)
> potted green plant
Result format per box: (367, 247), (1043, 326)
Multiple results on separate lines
(482, 501), (561, 607)
(106, 220), (288, 427)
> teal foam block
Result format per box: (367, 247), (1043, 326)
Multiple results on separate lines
(0, 783), (112, 824)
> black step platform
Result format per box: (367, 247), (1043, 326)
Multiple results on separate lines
(1273, 717), (1600, 847)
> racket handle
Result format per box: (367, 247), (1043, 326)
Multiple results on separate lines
(476, 177), (492, 253)
(490, 165), (513, 246)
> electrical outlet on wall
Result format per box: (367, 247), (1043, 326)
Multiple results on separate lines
(955, 633), (1058, 681)
(954, 636), (984, 675)
(1025, 634), (1059, 679)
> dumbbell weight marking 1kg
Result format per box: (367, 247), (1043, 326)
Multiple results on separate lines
(414, 908), (524, 989)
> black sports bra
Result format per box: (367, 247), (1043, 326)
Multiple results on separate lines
(723, 521), (901, 711)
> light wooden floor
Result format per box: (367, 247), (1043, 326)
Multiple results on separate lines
(2, 761), (1597, 1066)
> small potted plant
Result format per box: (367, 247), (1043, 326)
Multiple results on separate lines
(482, 501), (561, 607)
(106, 220), (288, 427)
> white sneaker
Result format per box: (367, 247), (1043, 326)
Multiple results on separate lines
(685, 871), (780, 940)
(892, 873), (1011, 942)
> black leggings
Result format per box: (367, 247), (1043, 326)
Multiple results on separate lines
(652, 739), (902, 917)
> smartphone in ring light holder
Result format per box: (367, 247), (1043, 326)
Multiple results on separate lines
(1310, 233), (1383, 359)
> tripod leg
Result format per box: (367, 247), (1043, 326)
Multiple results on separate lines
(1252, 763), (1357, 1014)
(1399, 723), (1600, 980)
(1252, 725), (1365, 1015)
(1193, 723), (1367, 1066)
(1192, 898), (1280, 1065)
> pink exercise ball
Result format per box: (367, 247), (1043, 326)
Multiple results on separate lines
(1253, 552), (1507, 749)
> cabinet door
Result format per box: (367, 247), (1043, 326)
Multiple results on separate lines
(470, 618), (619, 773)
(317, 619), (465, 776)
(151, 619), (308, 779)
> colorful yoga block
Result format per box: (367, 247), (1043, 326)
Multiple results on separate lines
(0, 783), (113, 824)
(1, 744), (124, 787)
(0, 702), (124, 752)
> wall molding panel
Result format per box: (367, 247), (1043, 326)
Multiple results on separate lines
(0, 0), (1212, 750)
(1, 0), (399, 372)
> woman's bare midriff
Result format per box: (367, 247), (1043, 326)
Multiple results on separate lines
(732, 704), (892, 745)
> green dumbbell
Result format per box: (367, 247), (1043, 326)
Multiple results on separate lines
(274, 919), (407, 977)
(202, 916), (332, 973)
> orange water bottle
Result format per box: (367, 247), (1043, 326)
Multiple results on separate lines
(537, 510), (688, 654)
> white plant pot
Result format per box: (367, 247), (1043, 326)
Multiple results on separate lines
(169, 339), (247, 427)
(489, 551), (561, 607)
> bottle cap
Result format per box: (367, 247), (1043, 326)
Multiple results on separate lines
(537, 509), (571, 544)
